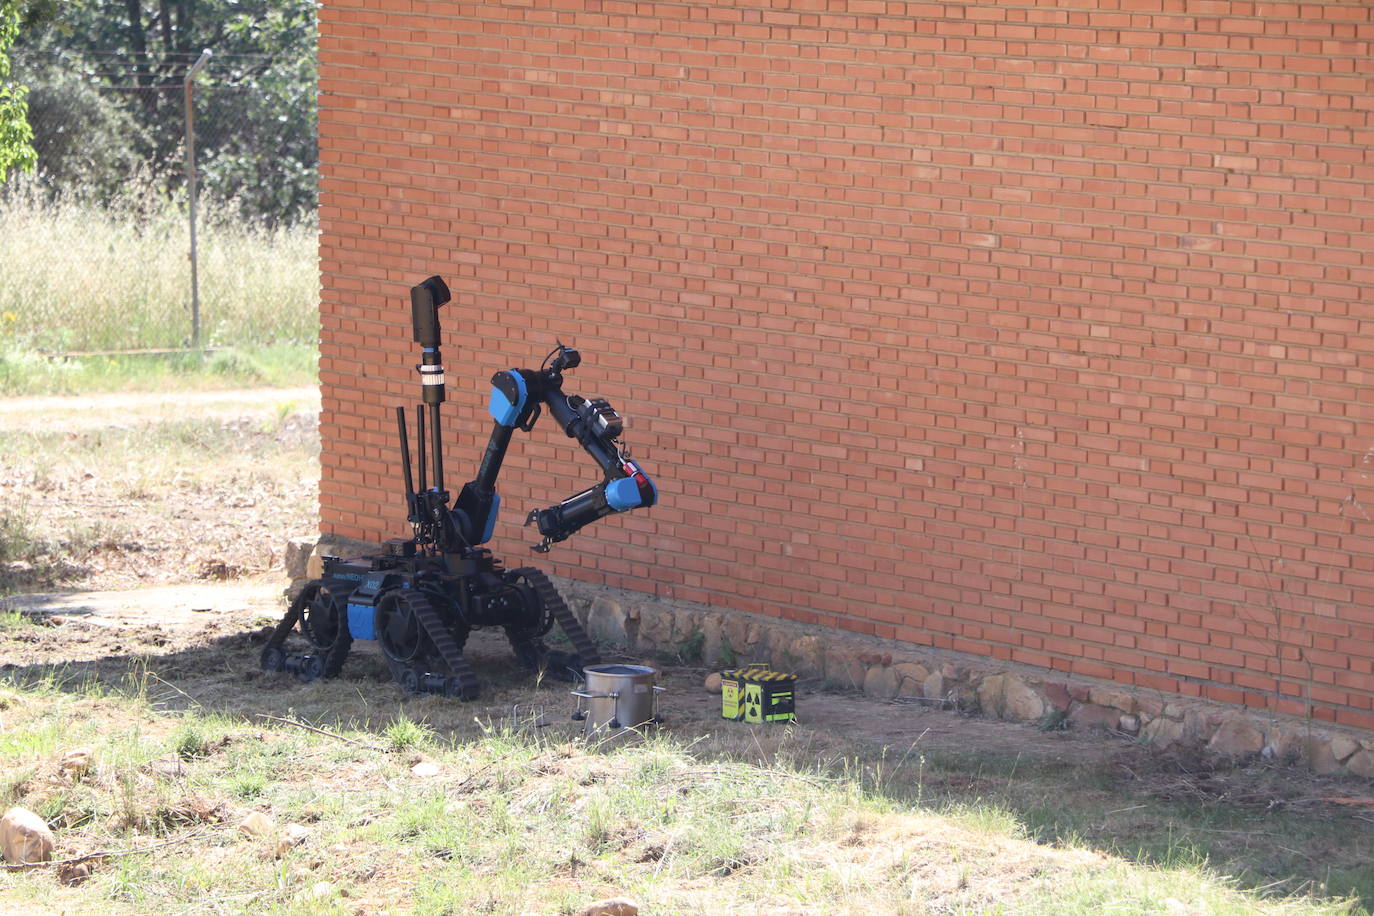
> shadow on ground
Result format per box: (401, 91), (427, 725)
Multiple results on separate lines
(3, 607), (1372, 912)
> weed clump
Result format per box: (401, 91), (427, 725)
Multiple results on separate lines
(383, 713), (433, 752)
(0, 507), (35, 562)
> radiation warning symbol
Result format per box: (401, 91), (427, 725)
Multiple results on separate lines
(743, 683), (763, 723)
(721, 680), (740, 720)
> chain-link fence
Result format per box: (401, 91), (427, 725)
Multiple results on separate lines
(1, 47), (318, 353)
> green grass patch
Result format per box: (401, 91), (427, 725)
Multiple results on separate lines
(0, 341), (317, 395)
(0, 608), (35, 629)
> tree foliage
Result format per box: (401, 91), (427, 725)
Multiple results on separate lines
(0, 0), (37, 182)
(13, 0), (316, 223)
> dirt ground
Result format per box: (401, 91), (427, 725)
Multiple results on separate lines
(0, 587), (1090, 761)
(0, 387), (319, 594)
(4, 569), (1368, 822)
(0, 386), (319, 434)
(2, 387), (1373, 908)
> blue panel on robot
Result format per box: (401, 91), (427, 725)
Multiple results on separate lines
(479, 492), (501, 544)
(487, 371), (527, 426)
(347, 604), (376, 641)
(606, 476), (646, 510)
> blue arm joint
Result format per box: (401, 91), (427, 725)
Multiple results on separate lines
(606, 473), (657, 512)
(488, 371), (528, 427)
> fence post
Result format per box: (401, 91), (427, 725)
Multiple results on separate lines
(183, 48), (212, 349)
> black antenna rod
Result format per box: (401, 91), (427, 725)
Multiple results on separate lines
(416, 403), (427, 496)
(430, 400), (445, 494)
(395, 406), (416, 519)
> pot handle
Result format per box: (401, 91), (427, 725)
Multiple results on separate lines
(652, 684), (666, 722)
(570, 688), (619, 723)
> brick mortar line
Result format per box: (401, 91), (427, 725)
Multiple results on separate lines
(319, 51), (1374, 100)
(318, 201), (1374, 272)
(318, 77), (1374, 152)
(321, 161), (1374, 212)
(316, 313), (1374, 400)
(335, 50), (1374, 90)
(317, 209), (1374, 269)
(317, 128), (1374, 179)
(640, 497), (1370, 560)
(317, 208), (1374, 280)
(313, 330), (1374, 381)
(318, 235), (1374, 313)
(320, 0), (1374, 18)
(318, 4), (1374, 45)
(317, 137), (1374, 225)
(317, 334), (1374, 380)
(320, 53), (1373, 94)
(327, 214), (1374, 276)
(318, 401), (1374, 472)
(314, 416), (1374, 554)
(314, 370), (1374, 436)
(321, 64), (1374, 107)
(386, 0), (1374, 22)
(319, 150), (1374, 236)
(314, 403), (1374, 471)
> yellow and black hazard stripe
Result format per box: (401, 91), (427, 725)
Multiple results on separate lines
(735, 669), (798, 683)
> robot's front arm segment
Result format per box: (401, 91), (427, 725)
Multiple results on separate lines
(475, 349), (657, 553)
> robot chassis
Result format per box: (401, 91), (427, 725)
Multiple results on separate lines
(261, 277), (658, 700)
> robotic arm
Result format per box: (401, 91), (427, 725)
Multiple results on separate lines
(454, 343), (657, 553)
(524, 346), (657, 552)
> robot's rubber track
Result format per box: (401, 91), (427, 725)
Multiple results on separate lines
(398, 588), (481, 700)
(262, 588), (307, 661)
(511, 567), (601, 668)
(261, 579), (353, 680)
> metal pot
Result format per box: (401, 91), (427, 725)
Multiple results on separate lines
(571, 664), (663, 737)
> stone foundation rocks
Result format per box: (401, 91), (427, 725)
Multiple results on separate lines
(298, 535), (1374, 779)
(547, 576), (1374, 779)
(546, 577), (1374, 779)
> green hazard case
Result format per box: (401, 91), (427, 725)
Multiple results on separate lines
(720, 665), (798, 723)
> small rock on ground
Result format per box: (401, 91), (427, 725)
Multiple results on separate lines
(1346, 749), (1374, 779)
(58, 861), (94, 886)
(238, 812), (275, 838)
(275, 823), (313, 857)
(1, 807), (56, 864)
(59, 747), (94, 777)
(305, 880), (336, 900)
(577, 900), (639, 916)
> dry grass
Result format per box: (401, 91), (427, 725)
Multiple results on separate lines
(0, 178), (318, 352)
(0, 671), (1360, 915)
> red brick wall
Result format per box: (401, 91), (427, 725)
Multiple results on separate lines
(317, 1), (1374, 730)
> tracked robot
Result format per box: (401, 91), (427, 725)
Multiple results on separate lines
(261, 276), (657, 699)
